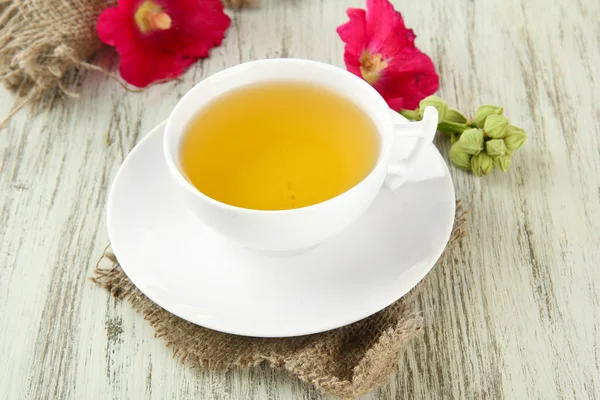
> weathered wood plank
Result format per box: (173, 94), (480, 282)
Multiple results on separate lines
(1, 0), (599, 398)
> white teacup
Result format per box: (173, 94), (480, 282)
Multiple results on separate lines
(164, 59), (438, 253)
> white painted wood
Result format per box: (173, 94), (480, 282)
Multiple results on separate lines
(1, 0), (599, 398)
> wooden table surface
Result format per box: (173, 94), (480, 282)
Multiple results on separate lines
(1, 0), (599, 398)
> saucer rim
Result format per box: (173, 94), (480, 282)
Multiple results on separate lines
(107, 121), (456, 337)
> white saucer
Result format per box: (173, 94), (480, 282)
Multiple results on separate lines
(107, 121), (455, 337)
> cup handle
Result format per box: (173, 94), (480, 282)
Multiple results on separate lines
(385, 106), (439, 190)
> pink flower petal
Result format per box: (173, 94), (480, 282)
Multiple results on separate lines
(382, 49), (439, 109)
(337, 9), (367, 57)
(119, 0), (139, 15)
(385, 47), (436, 76)
(384, 96), (405, 111)
(365, 0), (407, 53)
(119, 46), (195, 87)
(377, 60), (439, 110)
(337, 8), (368, 79)
(97, 8), (129, 46)
(142, 0), (231, 56)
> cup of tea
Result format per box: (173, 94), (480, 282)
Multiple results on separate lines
(164, 59), (438, 253)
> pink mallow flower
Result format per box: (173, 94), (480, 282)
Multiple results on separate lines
(337, 0), (439, 111)
(97, 0), (231, 88)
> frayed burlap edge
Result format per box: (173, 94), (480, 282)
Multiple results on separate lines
(91, 201), (467, 399)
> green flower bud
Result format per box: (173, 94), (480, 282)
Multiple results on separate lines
(503, 125), (527, 150)
(483, 115), (510, 138)
(450, 133), (459, 145)
(445, 108), (468, 124)
(458, 128), (485, 155)
(471, 152), (494, 176)
(474, 105), (504, 128)
(494, 154), (512, 172)
(449, 142), (472, 170)
(486, 139), (507, 158)
(419, 96), (447, 122)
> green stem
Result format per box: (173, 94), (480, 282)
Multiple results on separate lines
(438, 121), (468, 135)
(399, 109), (419, 121)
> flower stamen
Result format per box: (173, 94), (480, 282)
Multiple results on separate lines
(135, 1), (172, 33)
(360, 52), (388, 85)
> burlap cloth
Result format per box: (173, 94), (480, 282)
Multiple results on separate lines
(91, 201), (467, 399)
(0, 0), (256, 125)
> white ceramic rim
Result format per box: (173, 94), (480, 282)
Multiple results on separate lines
(163, 58), (395, 215)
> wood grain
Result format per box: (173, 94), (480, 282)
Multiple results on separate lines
(1, 0), (599, 398)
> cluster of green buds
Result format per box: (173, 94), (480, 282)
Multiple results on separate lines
(400, 96), (527, 176)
